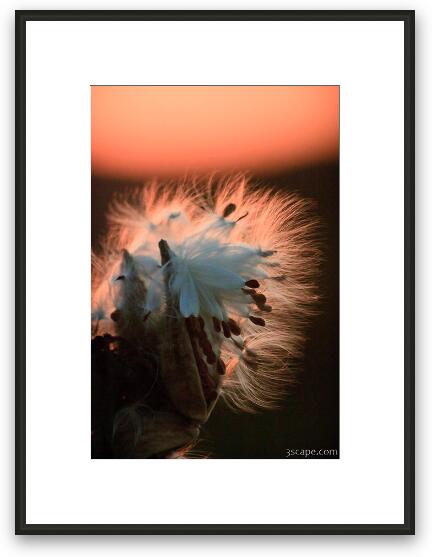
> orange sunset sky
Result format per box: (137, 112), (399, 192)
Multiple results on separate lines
(92, 85), (339, 177)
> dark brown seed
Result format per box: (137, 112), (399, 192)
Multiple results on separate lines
(217, 359), (226, 375)
(249, 315), (266, 327)
(186, 315), (202, 335)
(198, 334), (213, 354)
(228, 318), (241, 336)
(222, 203), (236, 218)
(184, 316), (194, 334)
(221, 321), (231, 338)
(212, 317), (221, 332)
(252, 293), (267, 307)
(260, 250), (275, 257)
(245, 279), (260, 288)
(197, 315), (205, 330)
(110, 309), (121, 322)
(261, 304), (272, 313)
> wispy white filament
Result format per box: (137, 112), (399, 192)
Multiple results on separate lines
(92, 174), (319, 412)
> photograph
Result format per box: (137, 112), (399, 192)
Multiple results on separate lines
(15, 8), (414, 535)
(90, 85), (340, 459)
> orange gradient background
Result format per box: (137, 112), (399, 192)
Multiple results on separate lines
(91, 85), (339, 178)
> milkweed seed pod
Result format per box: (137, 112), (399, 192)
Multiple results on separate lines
(91, 174), (319, 457)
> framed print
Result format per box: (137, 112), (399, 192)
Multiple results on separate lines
(15, 10), (414, 534)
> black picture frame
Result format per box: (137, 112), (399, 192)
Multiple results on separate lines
(15, 9), (415, 535)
